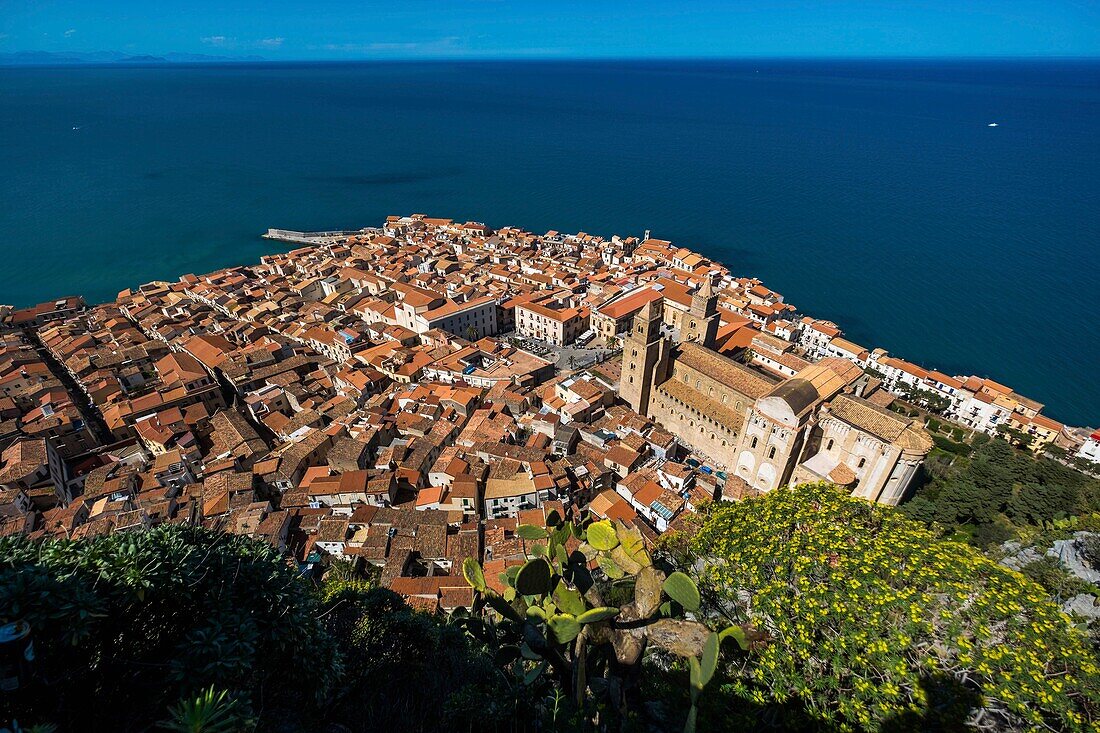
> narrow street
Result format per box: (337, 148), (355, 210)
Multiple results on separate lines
(24, 326), (115, 447)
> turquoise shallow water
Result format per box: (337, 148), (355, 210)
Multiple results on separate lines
(0, 59), (1097, 425)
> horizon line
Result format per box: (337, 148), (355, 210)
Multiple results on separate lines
(2, 55), (1100, 69)
(4, 52), (1100, 67)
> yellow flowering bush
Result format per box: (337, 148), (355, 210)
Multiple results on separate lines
(690, 482), (1100, 731)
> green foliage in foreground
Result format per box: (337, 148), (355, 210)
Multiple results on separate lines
(0, 526), (523, 733)
(319, 581), (525, 733)
(461, 515), (754, 733)
(6, 488), (1100, 733)
(689, 483), (1100, 731)
(0, 526), (339, 732)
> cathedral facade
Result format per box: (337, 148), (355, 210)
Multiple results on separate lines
(619, 283), (931, 505)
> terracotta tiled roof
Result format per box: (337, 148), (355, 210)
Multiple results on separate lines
(828, 395), (907, 441)
(676, 342), (776, 399)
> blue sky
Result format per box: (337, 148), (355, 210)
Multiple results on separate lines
(2, 0), (1099, 59)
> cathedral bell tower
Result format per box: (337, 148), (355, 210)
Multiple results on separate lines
(684, 276), (720, 349)
(619, 296), (668, 416)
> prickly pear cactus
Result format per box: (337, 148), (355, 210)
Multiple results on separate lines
(459, 514), (757, 732)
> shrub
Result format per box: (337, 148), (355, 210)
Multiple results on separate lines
(1019, 556), (1095, 600)
(0, 526), (339, 732)
(931, 434), (972, 457)
(969, 518), (1018, 549)
(325, 586), (522, 733)
(690, 483), (1100, 731)
(0, 527), (525, 733)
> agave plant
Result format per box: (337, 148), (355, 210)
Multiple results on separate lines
(460, 513), (757, 732)
(159, 686), (252, 733)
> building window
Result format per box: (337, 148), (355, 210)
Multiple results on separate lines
(827, 439), (834, 451)
(768, 447), (776, 459)
(751, 436), (758, 449)
(858, 457), (866, 468)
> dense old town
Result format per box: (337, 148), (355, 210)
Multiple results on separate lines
(1, 214), (1096, 610)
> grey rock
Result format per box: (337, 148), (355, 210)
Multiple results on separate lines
(1048, 533), (1100, 584)
(1062, 594), (1100, 620)
(999, 546), (1043, 571)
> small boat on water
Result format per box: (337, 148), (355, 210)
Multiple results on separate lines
(987, 122), (999, 127)
(72, 125), (81, 131)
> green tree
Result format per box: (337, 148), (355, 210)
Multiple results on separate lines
(970, 518), (1018, 548)
(898, 495), (937, 525)
(998, 425), (1035, 450)
(933, 479), (1000, 525)
(903, 435), (1100, 542)
(1007, 481), (1077, 525)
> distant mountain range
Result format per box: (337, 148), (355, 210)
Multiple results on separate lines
(0, 51), (266, 66)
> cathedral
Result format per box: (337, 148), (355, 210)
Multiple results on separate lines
(619, 281), (931, 505)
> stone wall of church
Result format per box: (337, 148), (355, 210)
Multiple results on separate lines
(649, 383), (740, 468)
(867, 456), (921, 506)
(733, 411), (803, 492)
(640, 357), (764, 468)
(662, 302), (689, 332)
(787, 417), (916, 506)
(669, 361), (753, 416)
(800, 418), (898, 492)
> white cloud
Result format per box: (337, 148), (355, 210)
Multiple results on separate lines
(318, 36), (462, 54)
(201, 35), (283, 51)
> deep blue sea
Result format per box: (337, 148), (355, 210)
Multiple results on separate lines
(1, 60), (1097, 425)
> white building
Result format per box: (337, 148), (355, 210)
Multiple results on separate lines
(397, 293), (498, 339)
(1078, 430), (1100, 464)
